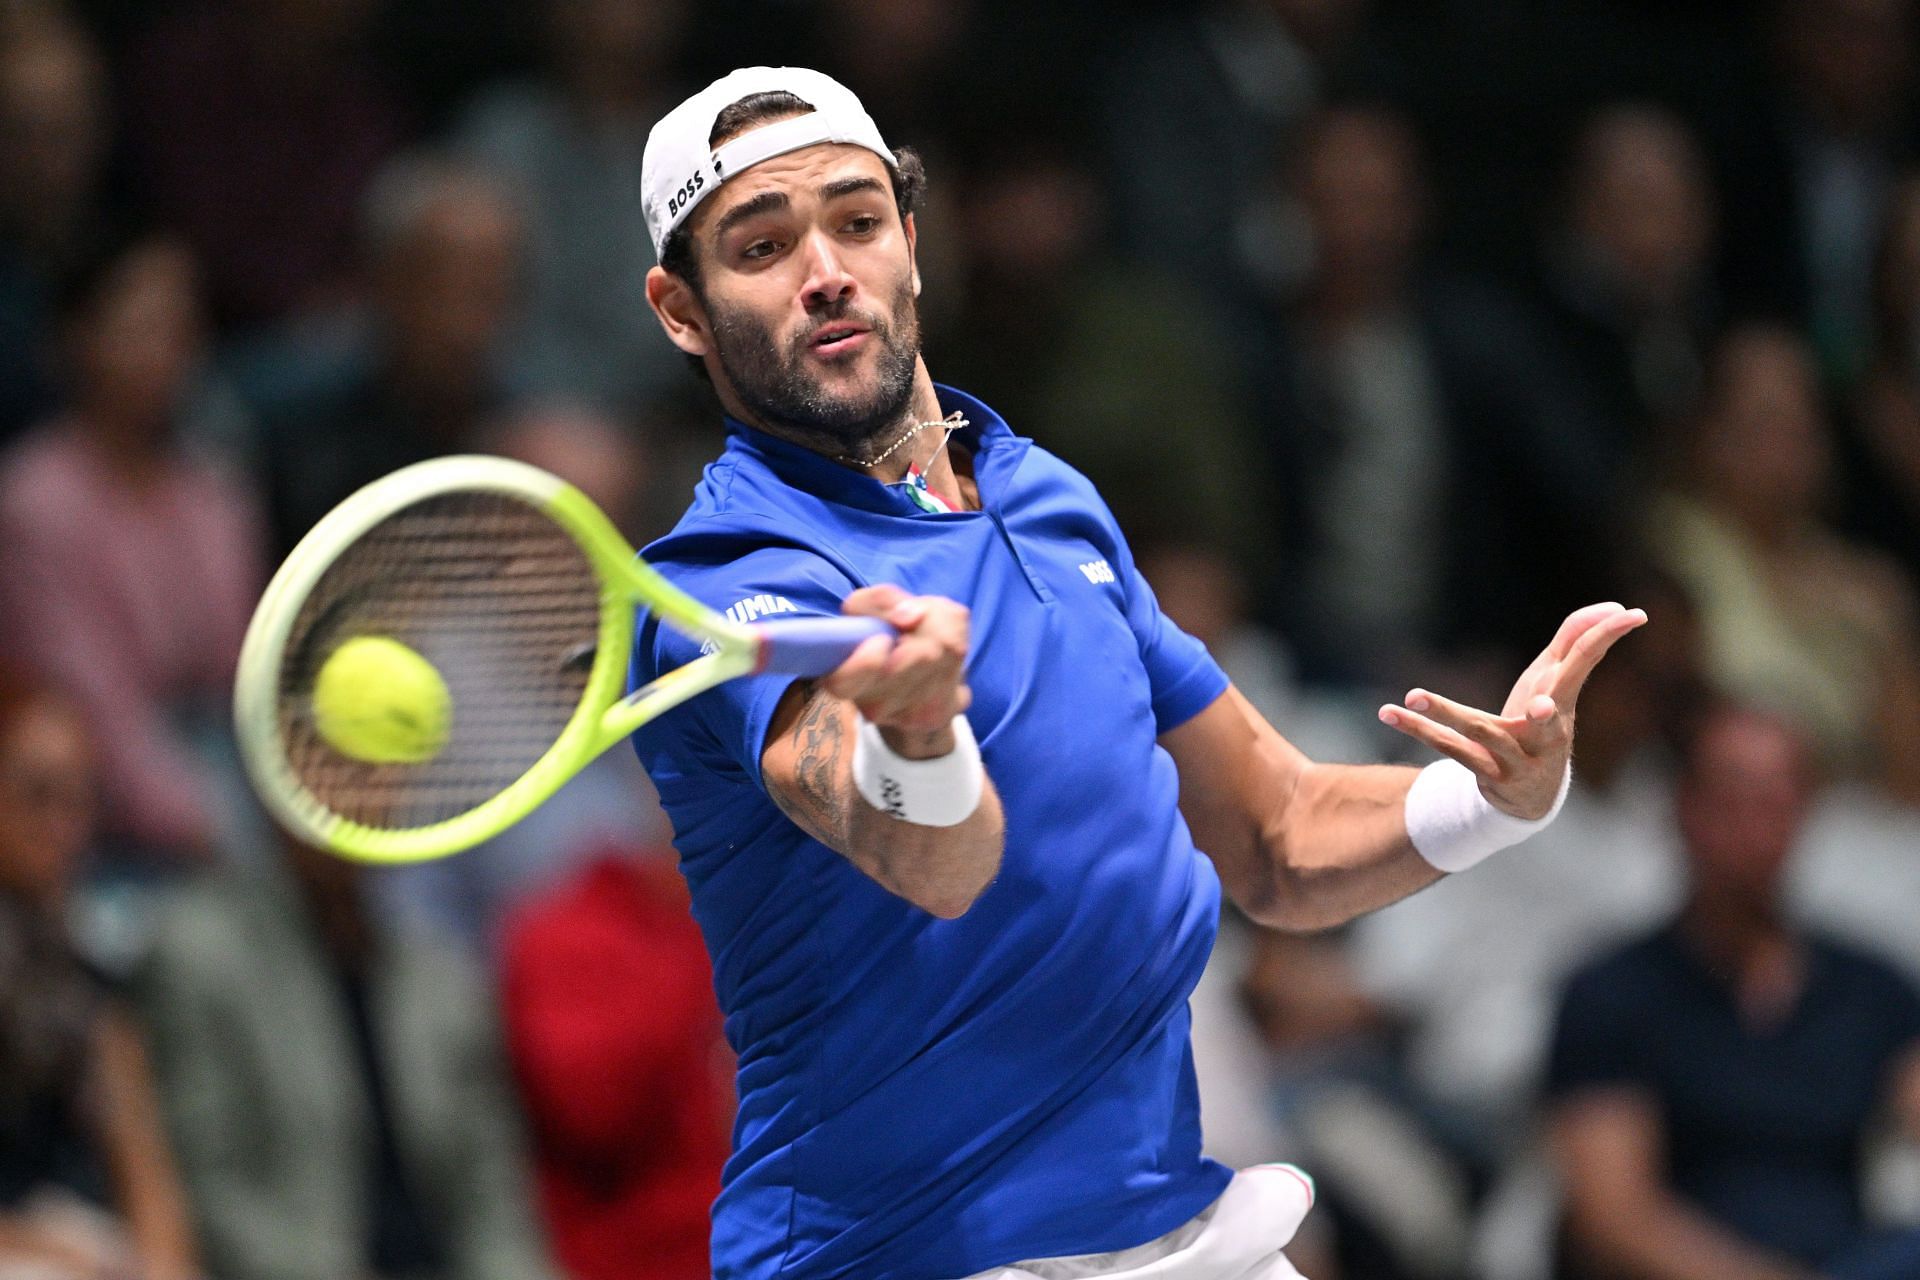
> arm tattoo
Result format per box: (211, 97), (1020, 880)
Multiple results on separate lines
(771, 685), (853, 848)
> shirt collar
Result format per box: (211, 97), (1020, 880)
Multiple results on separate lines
(721, 383), (1025, 516)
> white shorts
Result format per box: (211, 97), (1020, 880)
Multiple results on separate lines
(960, 1164), (1317, 1280)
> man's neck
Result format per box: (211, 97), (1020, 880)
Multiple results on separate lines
(1680, 892), (1805, 1027)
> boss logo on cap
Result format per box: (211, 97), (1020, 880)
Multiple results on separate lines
(666, 169), (707, 219)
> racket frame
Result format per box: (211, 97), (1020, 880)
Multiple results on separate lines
(235, 455), (761, 863)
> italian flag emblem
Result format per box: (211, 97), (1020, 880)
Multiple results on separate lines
(904, 463), (958, 514)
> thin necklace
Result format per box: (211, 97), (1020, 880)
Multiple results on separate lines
(834, 410), (968, 469)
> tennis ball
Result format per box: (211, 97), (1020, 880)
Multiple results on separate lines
(312, 636), (452, 765)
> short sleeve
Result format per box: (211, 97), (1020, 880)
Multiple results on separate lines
(1544, 955), (1653, 1099)
(633, 541), (857, 791)
(1100, 513), (1228, 734)
(1125, 564), (1230, 732)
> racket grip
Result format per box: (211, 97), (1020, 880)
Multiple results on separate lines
(754, 616), (897, 675)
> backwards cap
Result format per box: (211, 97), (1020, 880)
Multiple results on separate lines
(641, 66), (895, 261)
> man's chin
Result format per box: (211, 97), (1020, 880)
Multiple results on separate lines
(803, 338), (889, 387)
(794, 364), (907, 425)
(714, 318), (919, 454)
(796, 395), (902, 442)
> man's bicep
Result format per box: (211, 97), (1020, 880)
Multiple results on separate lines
(1160, 684), (1311, 911)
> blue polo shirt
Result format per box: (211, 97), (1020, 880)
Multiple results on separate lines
(630, 385), (1233, 1280)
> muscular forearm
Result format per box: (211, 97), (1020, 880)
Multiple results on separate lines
(843, 773), (1004, 918)
(767, 682), (1004, 918)
(1168, 688), (1440, 932)
(1258, 761), (1442, 931)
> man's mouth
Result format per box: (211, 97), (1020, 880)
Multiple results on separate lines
(808, 323), (871, 356)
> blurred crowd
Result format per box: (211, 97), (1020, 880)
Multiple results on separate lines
(2, 0), (1920, 1277)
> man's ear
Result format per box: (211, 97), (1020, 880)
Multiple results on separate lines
(646, 265), (711, 357)
(904, 211), (922, 297)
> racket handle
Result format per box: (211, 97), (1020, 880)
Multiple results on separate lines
(754, 616), (896, 675)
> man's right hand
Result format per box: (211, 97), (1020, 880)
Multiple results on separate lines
(760, 584), (1002, 918)
(821, 586), (972, 758)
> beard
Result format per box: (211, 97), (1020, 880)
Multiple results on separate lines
(706, 274), (922, 458)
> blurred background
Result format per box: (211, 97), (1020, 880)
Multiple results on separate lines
(3, 0), (1920, 1278)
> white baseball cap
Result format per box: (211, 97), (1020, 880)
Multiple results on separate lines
(642, 66), (896, 262)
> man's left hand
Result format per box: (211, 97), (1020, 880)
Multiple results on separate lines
(1378, 602), (1648, 819)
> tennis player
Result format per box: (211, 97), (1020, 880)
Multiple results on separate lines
(632, 67), (1645, 1280)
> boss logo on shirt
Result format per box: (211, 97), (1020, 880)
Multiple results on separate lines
(1078, 559), (1117, 586)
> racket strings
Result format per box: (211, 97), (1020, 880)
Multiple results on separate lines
(277, 491), (603, 831)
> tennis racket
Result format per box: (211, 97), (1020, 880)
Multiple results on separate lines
(233, 454), (891, 863)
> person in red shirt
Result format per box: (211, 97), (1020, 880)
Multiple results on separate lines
(501, 846), (731, 1280)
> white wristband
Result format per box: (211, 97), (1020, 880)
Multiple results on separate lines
(851, 714), (984, 827)
(1404, 758), (1571, 874)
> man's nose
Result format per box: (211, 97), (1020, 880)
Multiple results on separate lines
(800, 231), (856, 310)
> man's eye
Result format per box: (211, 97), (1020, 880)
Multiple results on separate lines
(743, 240), (779, 260)
(845, 215), (880, 235)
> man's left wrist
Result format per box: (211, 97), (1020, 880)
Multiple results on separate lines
(1407, 759), (1572, 874)
(1483, 774), (1561, 822)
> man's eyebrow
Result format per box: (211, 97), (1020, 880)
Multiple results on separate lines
(821, 176), (888, 202)
(712, 190), (790, 240)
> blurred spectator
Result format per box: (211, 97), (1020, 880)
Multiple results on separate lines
(121, 0), (409, 329)
(0, 666), (199, 1280)
(1102, 0), (1379, 293)
(373, 404), (672, 956)
(1547, 704), (1920, 1280)
(239, 153), (525, 554)
(1648, 324), (1920, 795)
(500, 845), (729, 1280)
(1535, 104), (1720, 452)
(1186, 908), (1299, 1175)
(1838, 175), (1920, 580)
(1240, 925), (1473, 1280)
(1244, 104), (1616, 686)
(1717, 0), (1920, 387)
(936, 143), (1265, 569)
(0, 11), (109, 443)
(0, 230), (263, 862)
(482, 403), (651, 537)
(137, 830), (556, 1280)
(455, 0), (691, 414)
